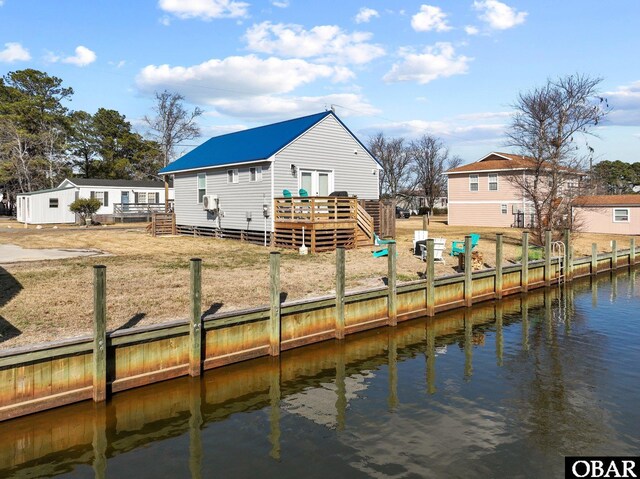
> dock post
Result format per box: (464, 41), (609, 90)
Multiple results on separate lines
(425, 239), (435, 317)
(464, 236), (472, 307)
(270, 252), (281, 356)
(387, 241), (397, 326)
(564, 229), (572, 281)
(612, 240), (618, 270)
(631, 237), (636, 266)
(93, 265), (107, 402)
(592, 243), (598, 276)
(422, 215), (428, 231)
(495, 234), (503, 299)
(189, 258), (202, 377)
(521, 231), (529, 293)
(544, 230), (552, 286)
(335, 247), (346, 339)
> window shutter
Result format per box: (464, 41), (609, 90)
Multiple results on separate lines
(104, 192), (109, 206)
(134, 192), (139, 203)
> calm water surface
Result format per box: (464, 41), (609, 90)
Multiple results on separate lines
(1, 271), (639, 478)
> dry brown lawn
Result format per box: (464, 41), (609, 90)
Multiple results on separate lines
(0, 216), (632, 349)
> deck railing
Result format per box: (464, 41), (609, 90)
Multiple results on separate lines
(113, 201), (173, 221)
(274, 196), (357, 222)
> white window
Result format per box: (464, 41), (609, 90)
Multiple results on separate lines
(501, 204), (507, 214)
(148, 192), (158, 203)
(250, 166), (262, 182)
(488, 173), (498, 191)
(469, 174), (479, 192)
(93, 191), (107, 206)
(197, 173), (206, 203)
(613, 208), (629, 222)
(137, 192), (147, 204)
(227, 169), (239, 184)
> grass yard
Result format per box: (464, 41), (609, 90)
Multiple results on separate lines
(0, 216), (633, 348)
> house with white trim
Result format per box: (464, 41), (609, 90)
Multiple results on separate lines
(572, 195), (640, 235)
(16, 178), (173, 224)
(159, 111), (381, 239)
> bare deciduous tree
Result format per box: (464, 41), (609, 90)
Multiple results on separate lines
(505, 74), (610, 243)
(144, 90), (203, 168)
(369, 132), (413, 199)
(410, 135), (459, 211)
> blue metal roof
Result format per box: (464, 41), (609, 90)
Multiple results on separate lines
(160, 111), (335, 174)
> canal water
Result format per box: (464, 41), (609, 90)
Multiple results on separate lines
(1, 270), (639, 478)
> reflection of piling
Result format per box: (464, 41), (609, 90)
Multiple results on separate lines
(268, 358), (281, 461)
(495, 303), (503, 367)
(388, 331), (398, 410)
(521, 296), (529, 352)
(189, 378), (203, 479)
(335, 341), (347, 431)
(591, 275), (598, 308)
(92, 403), (107, 479)
(335, 248), (346, 339)
(464, 310), (473, 380)
(426, 326), (436, 395)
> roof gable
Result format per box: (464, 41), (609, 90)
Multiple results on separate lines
(445, 151), (538, 174)
(160, 111), (334, 174)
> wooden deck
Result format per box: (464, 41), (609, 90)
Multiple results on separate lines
(274, 196), (374, 252)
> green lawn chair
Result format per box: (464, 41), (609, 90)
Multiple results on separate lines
(374, 232), (394, 246)
(450, 233), (480, 256)
(372, 246), (398, 258)
(299, 188), (309, 197)
(282, 189), (292, 198)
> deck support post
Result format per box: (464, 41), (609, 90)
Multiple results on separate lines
(335, 247), (346, 339)
(521, 232), (529, 293)
(464, 236), (472, 307)
(270, 252), (281, 356)
(387, 241), (397, 326)
(93, 265), (107, 402)
(592, 243), (598, 276)
(495, 234), (503, 299)
(425, 239), (435, 317)
(189, 258), (202, 377)
(544, 230), (552, 286)
(612, 240), (618, 270)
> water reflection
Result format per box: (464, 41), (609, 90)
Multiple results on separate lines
(1, 268), (639, 478)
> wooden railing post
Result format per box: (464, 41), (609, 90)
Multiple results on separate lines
(387, 241), (397, 326)
(592, 243), (598, 276)
(521, 231), (529, 292)
(544, 230), (552, 286)
(564, 228), (572, 281)
(93, 265), (107, 402)
(425, 239), (435, 317)
(612, 240), (618, 270)
(631, 237), (636, 266)
(464, 236), (472, 307)
(335, 247), (346, 339)
(495, 234), (503, 299)
(189, 258), (202, 377)
(270, 252), (281, 356)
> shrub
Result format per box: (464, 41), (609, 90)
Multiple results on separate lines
(69, 198), (102, 223)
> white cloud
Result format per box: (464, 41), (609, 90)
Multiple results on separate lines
(109, 60), (126, 69)
(0, 42), (31, 62)
(158, 0), (249, 20)
(464, 25), (479, 35)
(473, 0), (527, 30)
(159, 15), (171, 26)
(604, 81), (640, 126)
(136, 55), (352, 103)
(411, 5), (451, 32)
(244, 21), (385, 65)
(271, 0), (289, 7)
(383, 43), (471, 84)
(355, 7), (379, 24)
(60, 45), (96, 66)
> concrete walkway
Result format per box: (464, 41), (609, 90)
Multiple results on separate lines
(0, 244), (106, 264)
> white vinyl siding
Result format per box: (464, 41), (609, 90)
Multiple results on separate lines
(613, 208), (629, 222)
(469, 174), (479, 192)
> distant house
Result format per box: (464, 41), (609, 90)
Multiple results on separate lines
(16, 178), (174, 224)
(572, 195), (640, 235)
(396, 190), (447, 214)
(160, 111), (381, 241)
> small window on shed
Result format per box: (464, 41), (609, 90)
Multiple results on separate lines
(49, 198), (59, 208)
(613, 208), (629, 223)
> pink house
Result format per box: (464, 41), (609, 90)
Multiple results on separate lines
(572, 195), (640, 235)
(444, 152), (536, 227)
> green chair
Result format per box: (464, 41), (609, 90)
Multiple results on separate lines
(450, 233), (480, 256)
(282, 189), (292, 198)
(374, 233), (394, 246)
(299, 189), (309, 197)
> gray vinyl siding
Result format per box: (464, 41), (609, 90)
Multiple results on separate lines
(274, 114), (379, 200)
(174, 162), (272, 231)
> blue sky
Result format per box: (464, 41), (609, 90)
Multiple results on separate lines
(1, 0), (640, 164)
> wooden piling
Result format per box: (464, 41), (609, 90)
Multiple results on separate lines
(521, 231), (529, 293)
(335, 247), (346, 339)
(270, 252), (281, 356)
(387, 242), (397, 326)
(189, 258), (202, 377)
(495, 234), (503, 299)
(612, 240), (618, 270)
(92, 265), (107, 402)
(422, 215), (428, 231)
(591, 243), (598, 276)
(425, 239), (435, 317)
(544, 230), (552, 286)
(464, 236), (472, 307)
(564, 229), (572, 281)
(631, 237), (636, 266)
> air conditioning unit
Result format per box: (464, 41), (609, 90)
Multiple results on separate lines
(203, 194), (218, 211)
